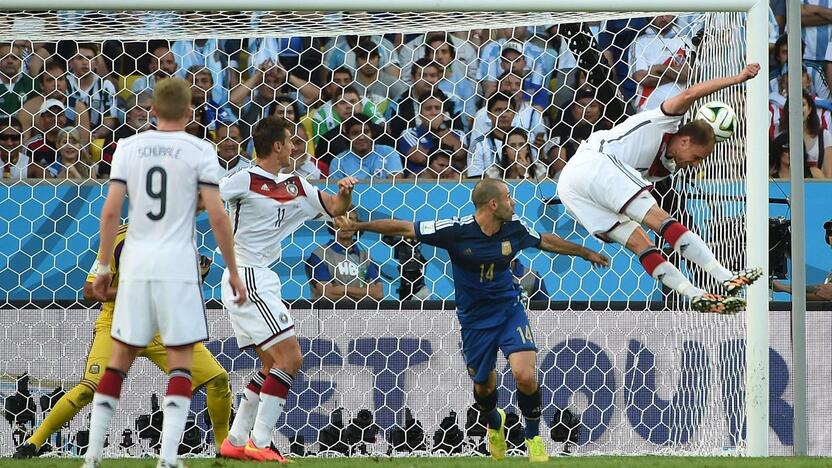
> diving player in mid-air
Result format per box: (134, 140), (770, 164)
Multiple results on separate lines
(337, 178), (609, 462)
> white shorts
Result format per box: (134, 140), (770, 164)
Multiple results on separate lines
(557, 149), (656, 239)
(111, 280), (208, 347)
(221, 267), (295, 350)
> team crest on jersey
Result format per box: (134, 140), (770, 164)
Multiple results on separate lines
(89, 364), (100, 375)
(501, 241), (512, 256)
(285, 181), (298, 196)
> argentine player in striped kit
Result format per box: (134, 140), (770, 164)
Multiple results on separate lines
(218, 116), (356, 462)
(85, 77), (247, 468)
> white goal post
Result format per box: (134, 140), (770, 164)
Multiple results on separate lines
(0, 0), (771, 457)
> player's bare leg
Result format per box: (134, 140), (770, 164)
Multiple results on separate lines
(244, 336), (301, 463)
(640, 205), (762, 294)
(507, 351), (547, 463)
(473, 370), (506, 461)
(84, 342), (140, 467)
(221, 349), (274, 459)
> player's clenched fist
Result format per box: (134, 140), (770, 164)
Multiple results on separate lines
(337, 176), (358, 196)
(737, 63), (760, 82)
(333, 215), (357, 231)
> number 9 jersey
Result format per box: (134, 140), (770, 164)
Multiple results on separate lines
(109, 130), (221, 282)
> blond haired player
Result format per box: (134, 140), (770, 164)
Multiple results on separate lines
(84, 78), (246, 468)
(13, 224), (232, 459)
(217, 116), (355, 462)
(557, 64), (763, 313)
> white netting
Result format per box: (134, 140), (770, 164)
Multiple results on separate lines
(0, 9), (781, 459)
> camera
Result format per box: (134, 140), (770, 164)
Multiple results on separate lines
(769, 217), (791, 279)
(381, 235), (430, 300)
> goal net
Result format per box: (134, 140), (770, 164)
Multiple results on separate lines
(0, 7), (788, 458)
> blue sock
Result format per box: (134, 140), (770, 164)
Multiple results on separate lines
(485, 408), (502, 429)
(524, 417), (540, 439)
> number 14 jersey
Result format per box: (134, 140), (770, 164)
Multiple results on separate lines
(220, 166), (333, 269)
(109, 130), (221, 282)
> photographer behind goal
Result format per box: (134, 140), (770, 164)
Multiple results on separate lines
(772, 220), (832, 301)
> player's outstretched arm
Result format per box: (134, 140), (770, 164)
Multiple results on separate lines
(200, 187), (247, 305)
(538, 233), (610, 268)
(321, 177), (358, 217)
(336, 216), (417, 239)
(92, 182), (126, 299)
(661, 63), (760, 116)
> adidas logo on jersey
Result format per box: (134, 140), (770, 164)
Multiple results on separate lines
(261, 183), (269, 191)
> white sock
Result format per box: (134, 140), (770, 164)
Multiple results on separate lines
(250, 393), (287, 448)
(250, 369), (294, 449)
(652, 261), (706, 299)
(85, 393), (118, 463)
(673, 231), (733, 283)
(159, 395), (190, 464)
(228, 387), (261, 446)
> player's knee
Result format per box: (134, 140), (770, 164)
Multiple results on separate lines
(205, 371), (231, 398)
(511, 367), (537, 391)
(67, 384), (95, 408)
(606, 220), (641, 247)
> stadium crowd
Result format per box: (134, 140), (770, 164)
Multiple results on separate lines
(0, 3), (831, 183)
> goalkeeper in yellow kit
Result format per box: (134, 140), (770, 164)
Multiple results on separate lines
(13, 224), (232, 458)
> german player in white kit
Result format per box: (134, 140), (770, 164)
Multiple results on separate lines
(85, 78), (247, 468)
(217, 116), (356, 462)
(557, 64), (763, 314)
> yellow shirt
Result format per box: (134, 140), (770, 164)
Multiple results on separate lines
(86, 224), (128, 329)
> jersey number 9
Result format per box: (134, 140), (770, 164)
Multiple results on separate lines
(146, 166), (167, 221)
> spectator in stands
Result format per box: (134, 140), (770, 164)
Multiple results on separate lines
(132, 43), (178, 95)
(487, 41), (552, 112)
(67, 43), (118, 138)
(800, 0), (832, 90)
(322, 67), (354, 103)
(512, 259), (549, 301)
(352, 40), (407, 107)
(114, 91), (152, 142)
(423, 33), (478, 127)
(547, 87), (613, 176)
(231, 59), (318, 117)
(271, 95), (302, 124)
(26, 99), (67, 178)
(399, 30), (479, 83)
(324, 34), (401, 80)
(398, 89), (466, 175)
(312, 85), (383, 145)
(306, 210), (384, 301)
(484, 128), (546, 181)
(1, 116), (28, 178)
(0, 42), (35, 118)
(214, 122), (251, 177)
(48, 127), (94, 179)
(385, 58), (451, 138)
(769, 132), (815, 179)
(281, 125), (322, 180)
(467, 92), (515, 177)
(782, 91), (832, 178)
(246, 34), (324, 85)
(472, 71), (546, 145)
(425, 150), (461, 180)
(770, 35), (831, 101)
(329, 116), (403, 180)
(478, 27), (548, 98)
(171, 39), (232, 106)
(629, 15), (693, 112)
(20, 60), (90, 142)
(187, 66), (233, 132)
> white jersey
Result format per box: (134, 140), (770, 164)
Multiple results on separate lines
(220, 166), (333, 268)
(579, 107), (684, 182)
(109, 130), (221, 281)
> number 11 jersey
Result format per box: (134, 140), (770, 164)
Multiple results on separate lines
(109, 130), (221, 282)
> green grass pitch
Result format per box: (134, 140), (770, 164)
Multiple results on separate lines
(1, 457), (831, 468)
